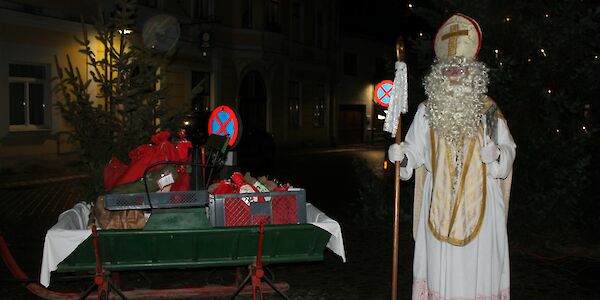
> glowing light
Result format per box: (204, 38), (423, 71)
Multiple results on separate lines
(494, 49), (499, 54)
(118, 29), (133, 35)
(383, 160), (388, 170)
(582, 125), (587, 131)
(595, 55), (599, 59)
(556, 129), (560, 133)
(408, 3), (413, 8)
(527, 58), (532, 63)
(547, 89), (552, 94)
(545, 13), (550, 18)
(184, 121), (190, 126)
(505, 16), (511, 22)
(540, 48), (547, 57)
(419, 32), (424, 38)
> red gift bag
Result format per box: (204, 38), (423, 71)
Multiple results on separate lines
(103, 131), (190, 192)
(103, 157), (129, 192)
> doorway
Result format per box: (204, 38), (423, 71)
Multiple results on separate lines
(237, 71), (274, 176)
(338, 104), (365, 145)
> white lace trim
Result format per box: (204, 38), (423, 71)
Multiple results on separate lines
(384, 61), (408, 137)
(412, 278), (510, 300)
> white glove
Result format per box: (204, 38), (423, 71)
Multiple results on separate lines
(388, 142), (406, 163)
(480, 142), (500, 164)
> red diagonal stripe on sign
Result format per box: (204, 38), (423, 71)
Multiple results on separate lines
(381, 85), (392, 99)
(216, 116), (232, 135)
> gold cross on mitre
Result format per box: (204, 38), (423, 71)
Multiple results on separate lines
(441, 24), (469, 57)
(434, 13), (482, 59)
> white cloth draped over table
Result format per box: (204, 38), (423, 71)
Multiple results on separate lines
(401, 103), (515, 300)
(39, 203), (345, 287)
(306, 203), (347, 262)
(40, 202), (92, 287)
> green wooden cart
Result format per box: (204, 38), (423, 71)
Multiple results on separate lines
(58, 208), (331, 273)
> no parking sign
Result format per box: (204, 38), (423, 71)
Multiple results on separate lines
(207, 105), (242, 147)
(374, 80), (394, 108)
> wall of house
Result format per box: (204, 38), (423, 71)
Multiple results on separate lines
(0, 8), (88, 157)
(336, 35), (394, 144)
(0, 0), (344, 161)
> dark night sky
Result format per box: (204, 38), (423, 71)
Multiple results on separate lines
(339, 0), (433, 43)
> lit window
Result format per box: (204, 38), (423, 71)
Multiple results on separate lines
(8, 63), (50, 130)
(191, 71), (211, 112)
(288, 81), (301, 129)
(313, 84), (325, 128)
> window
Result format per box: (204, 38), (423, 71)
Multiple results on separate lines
(288, 81), (300, 129)
(265, 0), (281, 32)
(193, 0), (213, 19)
(242, 0), (253, 29)
(291, 1), (303, 42)
(9, 63), (50, 130)
(343, 52), (357, 76)
(313, 84), (325, 128)
(191, 71), (211, 112)
(315, 11), (326, 48)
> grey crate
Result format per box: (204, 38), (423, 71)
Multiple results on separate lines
(209, 188), (307, 227)
(104, 190), (209, 210)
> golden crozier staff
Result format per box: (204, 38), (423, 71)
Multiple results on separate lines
(383, 37), (408, 300)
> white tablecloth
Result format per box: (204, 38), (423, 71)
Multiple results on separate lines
(306, 203), (347, 262)
(40, 202), (92, 287)
(39, 202), (346, 287)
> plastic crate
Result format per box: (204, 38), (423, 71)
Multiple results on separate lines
(209, 188), (307, 227)
(104, 190), (209, 210)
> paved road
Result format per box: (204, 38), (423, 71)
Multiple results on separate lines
(1, 146), (599, 299)
(0, 179), (87, 299)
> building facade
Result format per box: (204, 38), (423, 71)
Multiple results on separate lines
(336, 34), (394, 145)
(0, 0), (395, 161)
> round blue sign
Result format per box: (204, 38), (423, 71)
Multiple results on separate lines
(207, 105), (241, 147)
(374, 80), (394, 107)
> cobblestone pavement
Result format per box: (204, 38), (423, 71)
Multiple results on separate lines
(1, 147), (599, 299)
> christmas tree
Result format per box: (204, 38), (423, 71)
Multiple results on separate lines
(54, 0), (182, 195)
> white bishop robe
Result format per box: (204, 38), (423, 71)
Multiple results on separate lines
(401, 99), (516, 300)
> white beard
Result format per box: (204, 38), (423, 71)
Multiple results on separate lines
(423, 57), (489, 148)
(422, 57), (489, 192)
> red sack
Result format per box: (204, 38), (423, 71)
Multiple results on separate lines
(104, 131), (190, 192)
(212, 179), (236, 194)
(103, 157), (129, 191)
(272, 183), (291, 192)
(170, 130), (192, 191)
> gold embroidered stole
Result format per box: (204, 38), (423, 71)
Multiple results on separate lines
(427, 129), (486, 246)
